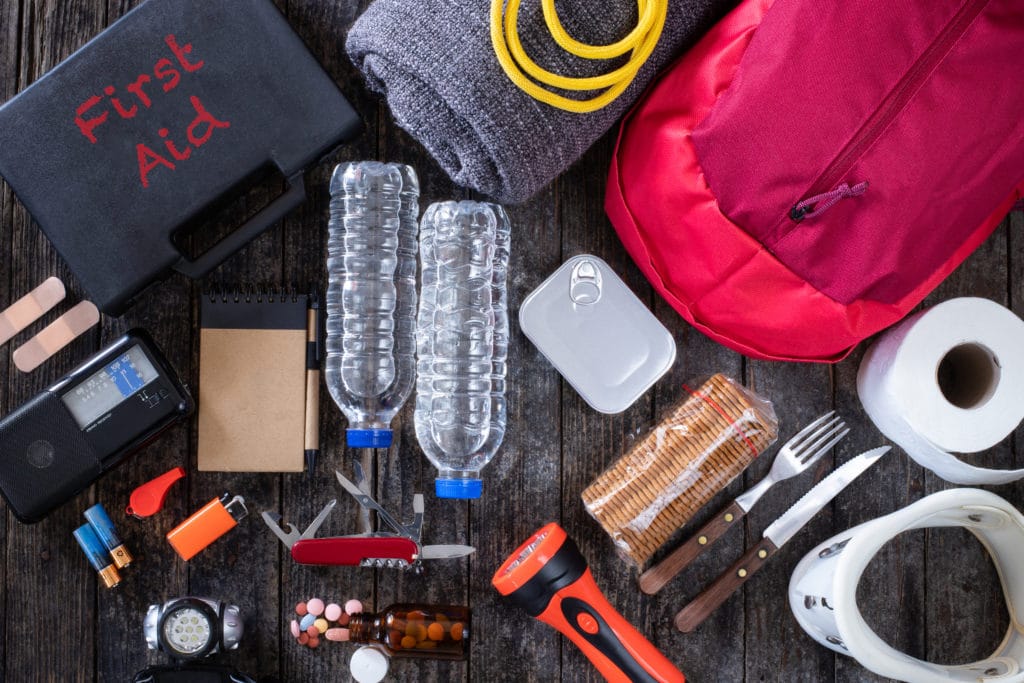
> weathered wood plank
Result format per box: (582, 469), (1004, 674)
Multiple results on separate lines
(921, 221), (1012, 668)
(278, 0), (381, 679)
(468, 184), (563, 683)
(833, 341), (926, 683)
(648, 309), (745, 683)
(557, 129), (663, 683)
(4, 1), (104, 681)
(87, 0), (195, 678)
(0, 0), (19, 673)
(742, 361), (834, 683)
(1011, 207), (1024, 561)
(375, 93), (473, 683)
(184, 219), (285, 679)
(174, 35), (291, 668)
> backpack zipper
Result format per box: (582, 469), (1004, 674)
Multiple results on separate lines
(789, 0), (990, 222)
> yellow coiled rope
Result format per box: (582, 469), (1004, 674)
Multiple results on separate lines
(490, 0), (669, 113)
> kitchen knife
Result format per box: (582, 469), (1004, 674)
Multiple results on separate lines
(673, 446), (890, 633)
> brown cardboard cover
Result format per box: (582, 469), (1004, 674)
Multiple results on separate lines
(198, 327), (305, 472)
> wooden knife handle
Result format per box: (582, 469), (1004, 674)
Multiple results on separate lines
(673, 538), (779, 633)
(639, 500), (746, 595)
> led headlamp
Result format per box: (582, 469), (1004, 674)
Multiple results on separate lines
(145, 597), (243, 661)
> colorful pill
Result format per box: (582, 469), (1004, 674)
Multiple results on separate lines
(308, 636), (320, 649)
(400, 635), (417, 649)
(324, 603), (342, 622)
(451, 622), (465, 641)
(345, 599), (363, 615)
(326, 628), (349, 642)
(314, 618), (328, 634)
(307, 598), (325, 616)
(296, 601), (308, 616)
(298, 632), (309, 645)
(337, 612), (351, 627)
(306, 626), (319, 638)
(290, 620), (301, 638)
(427, 622), (445, 641)
(300, 613), (316, 630)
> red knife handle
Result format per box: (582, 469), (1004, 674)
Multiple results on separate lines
(290, 537), (418, 565)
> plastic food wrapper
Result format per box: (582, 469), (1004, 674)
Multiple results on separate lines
(581, 374), (778, 566)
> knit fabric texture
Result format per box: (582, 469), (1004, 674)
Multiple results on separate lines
(346, 0), (733, 204)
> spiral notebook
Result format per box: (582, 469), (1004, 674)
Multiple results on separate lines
(198, 288), (308, 472)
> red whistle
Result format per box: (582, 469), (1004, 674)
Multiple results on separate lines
(126, 467), (185, 518)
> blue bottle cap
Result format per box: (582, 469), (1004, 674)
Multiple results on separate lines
(346, 429), (393, 449)
(435, 478), (483, 499)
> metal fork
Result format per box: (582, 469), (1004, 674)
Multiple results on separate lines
(638, 411), (849, 595)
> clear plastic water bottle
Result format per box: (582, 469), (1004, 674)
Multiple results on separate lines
(326, 161), (419, 449)
(415, 201), (510, 498)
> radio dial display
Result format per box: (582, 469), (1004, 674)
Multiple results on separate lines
(61, 345), (160, 428)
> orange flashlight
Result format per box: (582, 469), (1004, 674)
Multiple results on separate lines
(493, 522), (685, 683)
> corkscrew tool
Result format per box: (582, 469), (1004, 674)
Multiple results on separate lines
(492, 522), (685, 683)
(261, 463), (474, 571)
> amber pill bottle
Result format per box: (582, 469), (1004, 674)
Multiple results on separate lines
(347, 604), (469, 660)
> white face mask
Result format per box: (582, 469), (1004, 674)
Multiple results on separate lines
(789, 489), (1024, 683)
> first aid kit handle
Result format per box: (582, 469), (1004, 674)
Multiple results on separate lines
(173, 173), (306, 279)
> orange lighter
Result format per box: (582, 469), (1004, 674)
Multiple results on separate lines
(166, 493), (247, 561)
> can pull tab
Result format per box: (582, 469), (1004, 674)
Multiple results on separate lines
(127, 467), (186, 518)
(570, 259), (602, 306)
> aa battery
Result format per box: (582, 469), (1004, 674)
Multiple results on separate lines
(73, 524), (121, 589)
(84, 503), (133, 569)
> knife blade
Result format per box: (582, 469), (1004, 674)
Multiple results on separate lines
(418, 544), (476, 560)
(335, 470), (411, 538)
(763, 445), (890, 548)
(674, 446), (890, 633)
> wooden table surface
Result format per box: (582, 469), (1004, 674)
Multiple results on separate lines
(2, 1), (1022, 681)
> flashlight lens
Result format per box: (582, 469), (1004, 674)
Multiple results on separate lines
(163, 606), (213, 655)
(504, 530), (548, 576)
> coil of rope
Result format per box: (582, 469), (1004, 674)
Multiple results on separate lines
(490, 0), (669, 113)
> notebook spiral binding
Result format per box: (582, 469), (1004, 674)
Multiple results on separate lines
(204, 285), (302, 304)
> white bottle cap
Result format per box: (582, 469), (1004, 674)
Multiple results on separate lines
(350, 646), (389, 683)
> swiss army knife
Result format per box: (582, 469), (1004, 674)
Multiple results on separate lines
(261, 464), (475, 571)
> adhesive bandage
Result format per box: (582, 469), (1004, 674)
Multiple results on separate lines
(12, 301), (100, 372)
(0, 277), (66, 346)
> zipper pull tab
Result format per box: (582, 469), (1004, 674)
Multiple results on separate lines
(790, 181), (869, 222)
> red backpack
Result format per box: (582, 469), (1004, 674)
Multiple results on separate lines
(606, 0), (1024, 362)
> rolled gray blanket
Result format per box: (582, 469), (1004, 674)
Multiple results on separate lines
(346, 0), (733, 204)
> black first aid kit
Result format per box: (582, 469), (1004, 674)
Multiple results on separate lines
(0, 0), (360, 315)
(0, 330), (192, 523)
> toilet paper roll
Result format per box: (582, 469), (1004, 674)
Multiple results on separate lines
(857, 297), (1024, 485)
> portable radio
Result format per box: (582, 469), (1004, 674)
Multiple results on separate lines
(0, 329), (191, 523)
